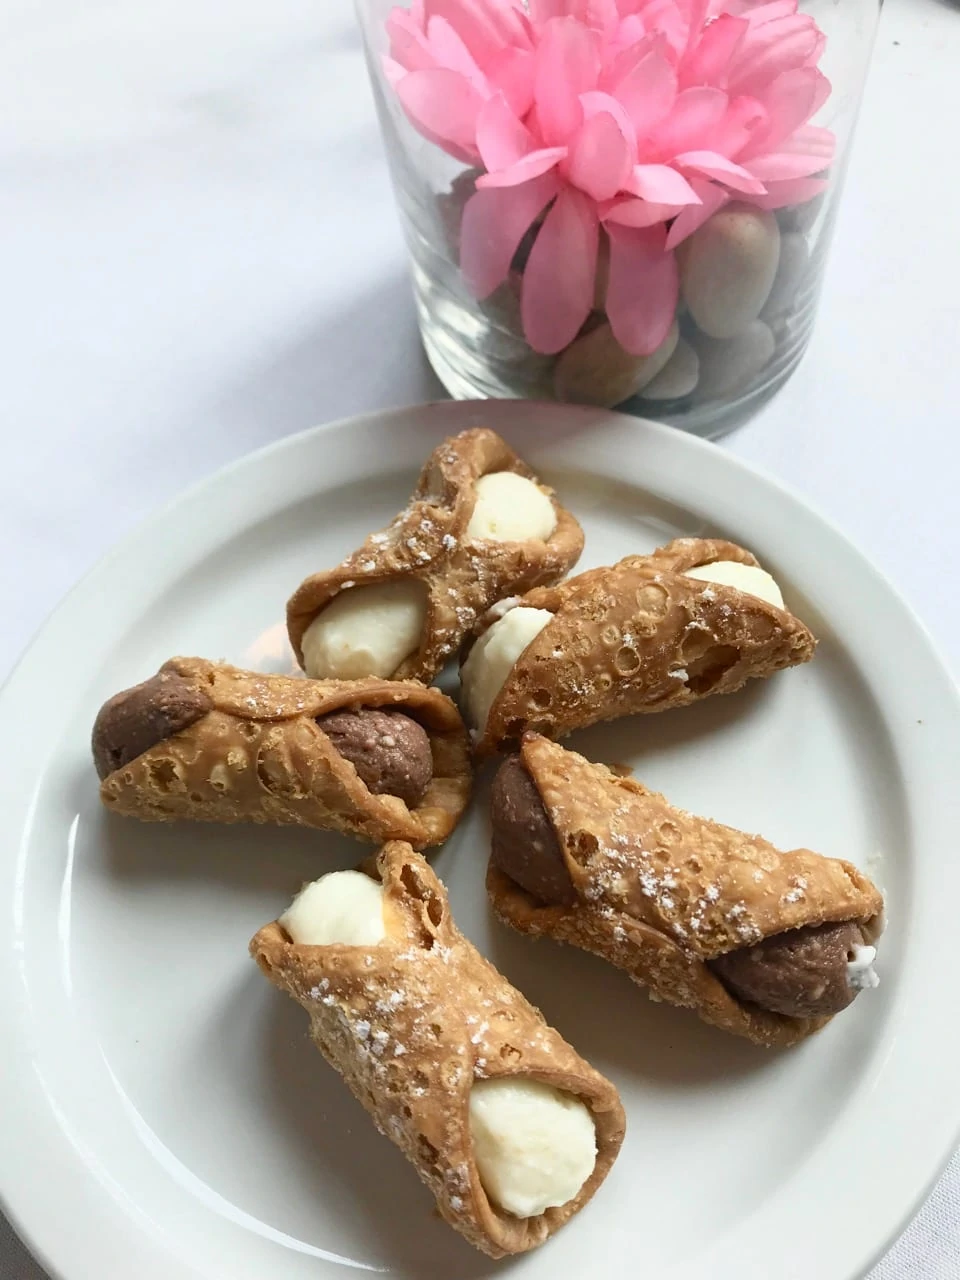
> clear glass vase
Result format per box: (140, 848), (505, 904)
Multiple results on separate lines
(355, 0), (880, 438)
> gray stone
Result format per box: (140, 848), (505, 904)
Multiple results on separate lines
(680, 204), (781, 339)
(640, 338), (699, 400)
(696, 321), (775, 400)
(762, 232), (810, 321)
(554, 319), (679, 407)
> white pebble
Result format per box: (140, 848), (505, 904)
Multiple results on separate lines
(640, 338), (699, 400)
(680, 204), (780, 339)
(696, 321), (775, 400)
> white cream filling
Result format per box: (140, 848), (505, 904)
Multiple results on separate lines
(279, 871), (387, 946)
(465, 472), (557, 542)
(460, 606), (554, 732)
(684, 560), (785, 610)
(847, 943), (880, 992)
(301, 580), (428, 680)
(469, 1078), (596, 1218)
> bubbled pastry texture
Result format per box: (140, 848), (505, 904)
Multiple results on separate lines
(286, 428), (584, 685)
(97, 658), (471, 849)
(250, 842), (625, 1258)
(487, 735), (883, 1047)
(468, 537), (816, 757)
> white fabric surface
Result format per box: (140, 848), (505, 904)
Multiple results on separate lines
(1, 1), (957, 1276)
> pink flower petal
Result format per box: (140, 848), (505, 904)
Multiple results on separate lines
(476, 93), (535, 171)
(643, 86), (728, 159)
(710, 94), (767, 157)
(602, 196), (679, 227)
(566, 110), (634, 201)
(665, 178), (729, 248)
(747, 175), (827, 209)
(423, 0), (531, 63)
(381, 55), (407, 90)
(676, 148), (767, 193)
(805, 29), (826, 68)
(600, 32), (659, 91)
(583, 0), (621, 34)
(535, 17), (601, 145)
(386, 15), (436, 73)
(530, 0), (619, 28)
(626, 163), (701, 204)
(580, 89), (639, 153)
(633, 0), (687, 57)
(746, 149), (830, 181)
(681, 0), (712, 57)
(778, 123), (835, 160)
(486, 47), (536, 117)
(610, 15), (651, 55)
(529, 0), (569, 19)
(477, 146), (568, 187)
(738, 0), (803, 27)
(739, 67), (829, 157)
(425, 15), (490, 92)
(616, 49), (678, 139)
(606, 223), (678, 356)
(460, 171), (562, 297)
(397, 68), (485, 153)
(678, 15), (747, 87)
(522, 187), (599, 353)
(729, 21), (822, 97)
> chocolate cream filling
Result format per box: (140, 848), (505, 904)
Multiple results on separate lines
(489, 756), (867, 1019)
(94, 675), (434, 809)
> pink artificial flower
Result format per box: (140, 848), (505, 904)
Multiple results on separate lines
(385, 0), (834, 354)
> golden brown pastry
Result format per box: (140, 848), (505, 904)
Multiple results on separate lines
(461, 537), (816, 756)
(287, 428), (584, 686)
(251, 842), (625, 1257)
(487, 735), (883, 1047)
(93, 658), (471, 848)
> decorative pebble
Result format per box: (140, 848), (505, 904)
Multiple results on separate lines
(679, 204), (780, 339)
(594, 232), (610, 311)
(437, 167), (481, 259)
(479, 273), (556, 394)
(480, 270), (524, 332)
(553, 320), (679, 407)
(762, 233), (810, 321)
(640, 338), (699, 400)
(777, 185), (828, 235)
(695, 321), (775, 400)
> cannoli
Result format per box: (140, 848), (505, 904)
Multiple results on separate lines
(461, 537), (816, 755)
(93, 658), (471, 847)
(250, 842), (625, 1257)
(287, 428), (584, 686)
(487, 736), (883, 1047)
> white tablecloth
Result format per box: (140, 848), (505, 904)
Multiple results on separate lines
(1, 1), (957, 1275)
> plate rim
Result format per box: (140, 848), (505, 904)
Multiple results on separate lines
(2, 400), (958, 1280)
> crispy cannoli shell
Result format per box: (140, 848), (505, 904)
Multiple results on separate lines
(471, 538), (816, 756)
(287, 428), (584, 684)
(250, 842), (625, 1257)
(487, 735), (883, 1047)
(98, 658), (471, 848)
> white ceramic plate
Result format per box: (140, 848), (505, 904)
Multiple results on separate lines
(2, 402), (958, 1280)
